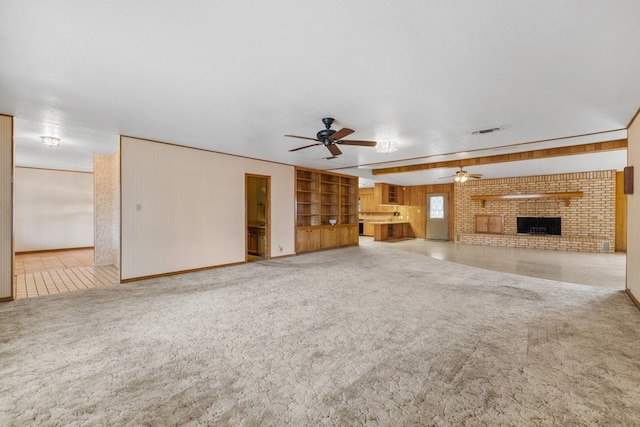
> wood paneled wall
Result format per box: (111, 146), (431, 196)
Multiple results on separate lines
(404, 184), (455, 239)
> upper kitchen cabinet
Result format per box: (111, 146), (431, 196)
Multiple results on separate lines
(374, 183), (405, 205)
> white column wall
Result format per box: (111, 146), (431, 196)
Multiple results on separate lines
(120, 137), (295, 281)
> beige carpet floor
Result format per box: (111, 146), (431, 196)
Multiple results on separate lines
(1, 244), (639, 426)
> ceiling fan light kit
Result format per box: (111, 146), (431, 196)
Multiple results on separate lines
(285, 117), (377, 158)
(441, 167), (483, 182)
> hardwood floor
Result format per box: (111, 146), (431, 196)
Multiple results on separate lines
(14, 249), (119, 299)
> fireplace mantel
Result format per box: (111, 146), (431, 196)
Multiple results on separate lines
(470, 191), (583, 207)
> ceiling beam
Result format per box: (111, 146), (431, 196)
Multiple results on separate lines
(371, 139), (628, 176)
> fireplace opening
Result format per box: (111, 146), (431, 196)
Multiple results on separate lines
(517, 217), (561, 236)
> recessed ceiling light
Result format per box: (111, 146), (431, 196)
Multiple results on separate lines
(40, 136), (61, 147)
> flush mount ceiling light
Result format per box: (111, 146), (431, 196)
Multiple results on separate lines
(376, 140), (398, 154)
(40, 136), (61, 147)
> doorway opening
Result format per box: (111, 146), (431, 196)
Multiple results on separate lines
(426, 193), (449, 240)
(246, 174), (270, 262)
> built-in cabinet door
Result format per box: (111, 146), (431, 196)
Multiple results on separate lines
(248, 231), (258, 254)
(321, 227), (341, 249)
(340, 225), (358, 246)
(296, 228), (322, 252)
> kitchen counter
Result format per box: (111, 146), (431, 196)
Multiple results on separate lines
(372, 222), (412, 241)
(368, 221), (410, 225)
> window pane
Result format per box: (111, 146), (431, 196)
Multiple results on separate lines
(430, 196), (444, 219)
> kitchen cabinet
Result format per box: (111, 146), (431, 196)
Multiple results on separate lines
(295, 168), (359, 253)
(359, 188), (374, 212)
(248, 227), (266, 256)
(372, 221), (411, 241)
(374, 183), (404, 205)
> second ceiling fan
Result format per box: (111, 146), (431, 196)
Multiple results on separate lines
(285, 117), (377, 158)
(440, 167), (483, 182)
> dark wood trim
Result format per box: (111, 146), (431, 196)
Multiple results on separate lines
(626, 289), (640, 311)
(373, 139), (627, 176)
(624, 166), (634, 194)
(471, 192), (583, 207)
(119, 261), (247, 283)
(120, 134), (296, 168)
(331, 129), (626, 171)
(15, 166), (93, 174)
(626, 107), (640, 129)
(0, 296), (15, 303)
(15, 246), (94, 255)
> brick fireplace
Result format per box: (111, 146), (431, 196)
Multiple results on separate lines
(454, 170), (616, 253)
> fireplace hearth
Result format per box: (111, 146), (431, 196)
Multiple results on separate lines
(517, 217), (561, 235)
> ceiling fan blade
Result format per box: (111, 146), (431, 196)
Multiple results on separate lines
(284, 134), (319, 142)
(336, 139), (378, 147)
(331, 128), (355, 141)
(289, 143), (322, 152)
(327, 144), (342, 157)
(439, 175), (456, 179)
(467, 174), (483, 178)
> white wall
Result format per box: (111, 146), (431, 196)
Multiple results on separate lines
(120, 137), (295, 281)
(14, 168), (94, 252)
(0, 115), (12, 300)
(627, 112), (640, 303)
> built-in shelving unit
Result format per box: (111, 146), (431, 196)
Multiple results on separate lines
(295, 167), (359, 253)
(471, 191), (583, 207)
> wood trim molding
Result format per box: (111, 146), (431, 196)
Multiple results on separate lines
(626, 288), (640, 311)
(372, 139), (628, 176)
(626, 107), (640, 129)
(470, 192), (583, 207)
(120, 261), (246, 283)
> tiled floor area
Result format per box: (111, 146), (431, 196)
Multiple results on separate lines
(14, 249), (119, 299)
(360, 237), (626, 289)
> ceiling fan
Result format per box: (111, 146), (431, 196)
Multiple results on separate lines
(285, 117), (377, 158)
(440, 167), (483, 182)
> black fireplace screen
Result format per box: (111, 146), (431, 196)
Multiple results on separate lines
(517, 217), (561, 235)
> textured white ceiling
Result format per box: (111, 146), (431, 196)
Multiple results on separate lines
(1, 1), (638, 185)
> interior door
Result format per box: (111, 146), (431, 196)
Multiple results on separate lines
(426, 193), (449, 240)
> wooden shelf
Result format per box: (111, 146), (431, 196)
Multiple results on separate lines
(295, 168), (359, 252)
(471, 192), (583, 207)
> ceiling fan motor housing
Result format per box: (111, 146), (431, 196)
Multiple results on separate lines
(317, 128), (336, 144)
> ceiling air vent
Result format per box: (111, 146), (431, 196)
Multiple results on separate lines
(471, 127), (501, 135)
